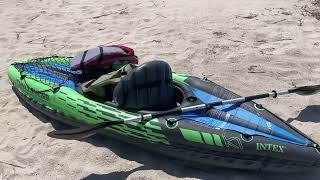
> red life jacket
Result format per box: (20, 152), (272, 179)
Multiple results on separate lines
(70, 45), (138, 71)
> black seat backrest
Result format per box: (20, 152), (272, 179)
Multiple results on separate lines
(113, 60), (176, 111)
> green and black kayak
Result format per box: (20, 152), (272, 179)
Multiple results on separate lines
(7, 56), (320, 172)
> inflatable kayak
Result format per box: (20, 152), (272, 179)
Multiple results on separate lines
(7, 55), (320, 172)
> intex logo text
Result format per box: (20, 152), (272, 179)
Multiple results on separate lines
(256, 143), (286, 153)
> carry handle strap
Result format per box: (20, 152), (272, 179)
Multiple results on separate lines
(80, 50), (88, 73)
(97, 46), (104, 63)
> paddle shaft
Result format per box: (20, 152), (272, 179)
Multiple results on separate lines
(122, 89), (293, 124)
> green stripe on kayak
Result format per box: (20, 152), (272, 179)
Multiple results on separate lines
(145, 119), (162, 130)
(180, 128), (204, 143)
(180, 128), (224, 147)
(201, 132), (214, 145)
(213, 134), (223, 147)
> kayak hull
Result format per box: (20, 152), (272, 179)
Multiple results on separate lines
(12, 86), (320, 172)
(7, 57), (320, 172)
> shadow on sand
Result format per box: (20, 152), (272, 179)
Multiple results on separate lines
(20, 97), (320, 180)
(287, 105), (320, 123)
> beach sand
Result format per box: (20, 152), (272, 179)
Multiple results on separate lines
(0, 0), (320, 179)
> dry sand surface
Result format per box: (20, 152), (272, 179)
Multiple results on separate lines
(1, 0), (320, 179)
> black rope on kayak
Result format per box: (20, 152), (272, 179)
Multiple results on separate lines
(20, 74), (27, 80)
(15, 57), (66, 94)
(20, 73), (61, 93)
(52, 86), (61, 93)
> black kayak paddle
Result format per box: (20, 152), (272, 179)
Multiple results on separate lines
(47, 84), (320, 140)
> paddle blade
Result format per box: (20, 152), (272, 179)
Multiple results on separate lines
(294, 85), (320, 96)
(47, 120), (124, 140)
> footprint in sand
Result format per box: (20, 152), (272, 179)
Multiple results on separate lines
(284, 48), (305, 57)
(0, 37), (8, 43)
(212, 31), (227, 38)
(167, 29), (175, 33)
(205, 44), (230, 56)
(259, 47), (275, 55)
(191, 40), (202, 44)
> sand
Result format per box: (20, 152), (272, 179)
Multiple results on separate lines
(0, 0), (320, 179)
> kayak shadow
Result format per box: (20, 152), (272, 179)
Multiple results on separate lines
(287, 105), (320, 123)
(82, 165), (148, 180)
